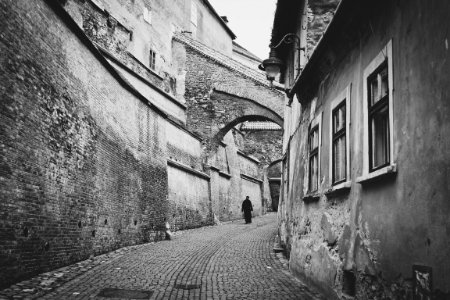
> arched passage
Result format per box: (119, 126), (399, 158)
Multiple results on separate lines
(203, 89), (283, 157)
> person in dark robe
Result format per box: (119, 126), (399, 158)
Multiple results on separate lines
(241, 196), (253, 224)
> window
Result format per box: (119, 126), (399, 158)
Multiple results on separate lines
(149, 49), (156, 70)
(332, 102), (346, 183)
(368, 63), (389, 171)
(329, 86), (351, 186)
(143, 7), (151, 24)
(358, 40), (395, 182)
(308, 113), (322, 193)
(309, 126), (319, 192)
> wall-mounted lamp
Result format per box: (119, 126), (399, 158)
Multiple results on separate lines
(259, 33), (305, 86)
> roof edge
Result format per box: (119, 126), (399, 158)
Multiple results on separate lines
(203, 0), (237, 39)
(287, 0), (350, 100)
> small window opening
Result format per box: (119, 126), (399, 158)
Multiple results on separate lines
(22, 227), (29, 237)
(149, 49), (156, 70)
(342, 270), (356, 296)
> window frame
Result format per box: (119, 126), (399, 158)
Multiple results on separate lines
(358, 39), (395, 183)
(307, 113), (322, 193)
(329, 85), (351, 186)
(367, 62), (390, 172)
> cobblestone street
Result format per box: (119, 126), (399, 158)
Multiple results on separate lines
(0, 214), (324, 300)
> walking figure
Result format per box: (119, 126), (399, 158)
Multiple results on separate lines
(241, 196), (253, 224)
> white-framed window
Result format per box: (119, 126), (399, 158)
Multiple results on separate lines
(308, 113), (322, 193)
(149, 49), (156, 70)
(143, 6), (151, 24)
(329, 85), (351, 186)
(358, 40), (395, 182)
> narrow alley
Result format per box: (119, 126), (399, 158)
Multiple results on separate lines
(0, 214), (324, 300)
(2, 0), (450, 298)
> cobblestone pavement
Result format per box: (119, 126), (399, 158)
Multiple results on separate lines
(0, 213), (325, 300)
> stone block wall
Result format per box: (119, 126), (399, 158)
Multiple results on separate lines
(0, 0), (169, 288)
(306, 0), (340, 56)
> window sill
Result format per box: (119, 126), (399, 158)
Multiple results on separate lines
(325, 181), (351, 197)
(356, 164), (397, 185)
(303, 192), (321, 202)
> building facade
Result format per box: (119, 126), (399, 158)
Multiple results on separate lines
(271, 0), (450, 298)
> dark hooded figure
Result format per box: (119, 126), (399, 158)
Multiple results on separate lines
(241, 196), (253, 224)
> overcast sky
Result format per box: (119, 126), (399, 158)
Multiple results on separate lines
(208, 0), (277, 60)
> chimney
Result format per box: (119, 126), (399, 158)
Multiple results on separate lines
(220, 16), (229, 23)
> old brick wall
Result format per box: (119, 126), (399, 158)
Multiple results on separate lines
(0, 0), (170, 288)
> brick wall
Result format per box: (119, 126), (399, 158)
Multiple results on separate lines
(0, 0), (169, 288)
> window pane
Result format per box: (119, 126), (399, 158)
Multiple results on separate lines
(371, 105), (390, 169)
(380, 67), (388, 98)
(333, 104), (345, 133)
(310, 127), (318, 151)
(369, 76), (379, 106)
(333, 135), (346, 183)
(309, 154), (318, 191)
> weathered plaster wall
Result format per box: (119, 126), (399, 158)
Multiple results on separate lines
(165, 121), (212, 230)
(167, 165), (210, 231)
(64, 0), (167, 90)
(0, 0), (170, 288)
(240, 178), (263, 217)
(64, 0), (233, 98)
(208, 132), (265, 222)
(280, 0), (450, 298)
(166, 122), (202, 169)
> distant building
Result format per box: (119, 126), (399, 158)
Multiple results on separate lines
(269, 0), (450, 298)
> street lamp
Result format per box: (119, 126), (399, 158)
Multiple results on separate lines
(259, 33), (305, 86)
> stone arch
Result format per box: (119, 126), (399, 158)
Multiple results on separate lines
(205, 89), (283, 156)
